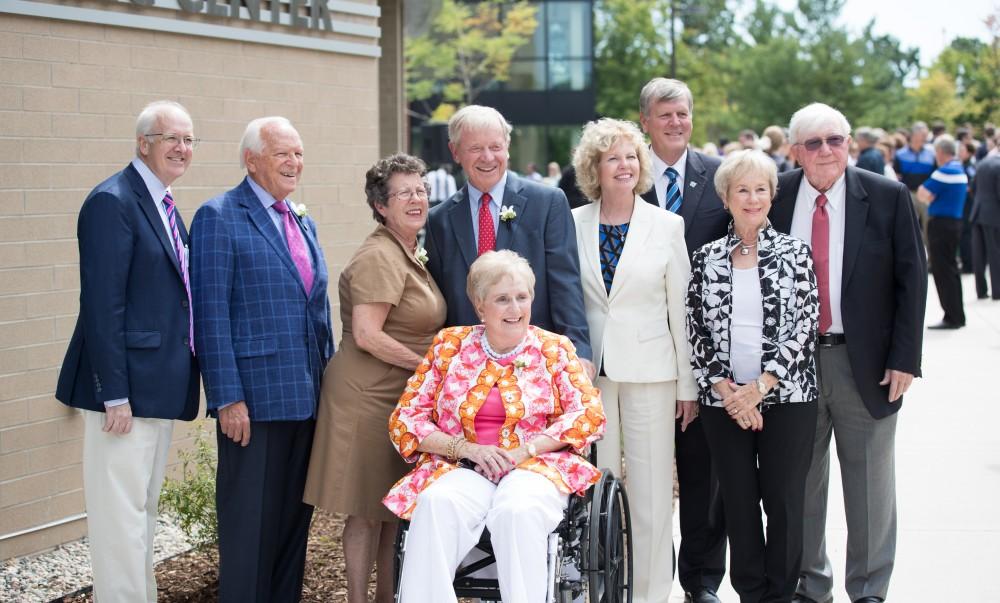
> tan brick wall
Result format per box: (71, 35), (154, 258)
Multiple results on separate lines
(0, 3), (389, 559)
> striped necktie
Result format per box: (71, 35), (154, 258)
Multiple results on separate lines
(664, 167), (682, 213)
(162, 192), (194, 354)
(273, 200), (315, 295)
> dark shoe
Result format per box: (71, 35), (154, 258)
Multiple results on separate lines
(928, 320), (964, 329)
(685, 588), (721, 603)
(853, 598), (884, 603)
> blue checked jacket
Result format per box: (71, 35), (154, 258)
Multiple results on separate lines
(190, 178), (334, 421)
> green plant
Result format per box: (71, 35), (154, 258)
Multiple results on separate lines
(159, 420), (218, 548)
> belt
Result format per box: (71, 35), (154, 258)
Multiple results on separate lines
(818, 333), (846, 347)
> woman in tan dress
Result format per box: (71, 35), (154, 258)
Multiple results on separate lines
(304, 153), (446, 603)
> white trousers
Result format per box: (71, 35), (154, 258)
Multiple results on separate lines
(398, 468), (568, 603)
(595, 378), (676, 603)
(83, 410), (173, 603)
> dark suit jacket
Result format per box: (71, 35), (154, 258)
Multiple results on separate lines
(770, 166), (927, 418)
(424, 173), (592, 359)
(641, 149), (730, 256)
(190, 178), (334, 422)
(971, 155), (1000, 228)
(56, 163), (200, 420)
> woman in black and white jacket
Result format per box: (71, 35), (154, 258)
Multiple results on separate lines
(686, 149), (819, 603)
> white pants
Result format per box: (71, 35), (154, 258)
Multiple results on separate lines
(595, 378), (676, 603)
(398, 468), (568, 603)
(83, 410), (173, 603)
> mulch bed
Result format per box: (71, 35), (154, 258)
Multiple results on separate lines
(59, 511), (374, 602)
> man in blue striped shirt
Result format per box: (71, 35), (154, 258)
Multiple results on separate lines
(896, 121), (936, 249)
(918, 134), (969, 329)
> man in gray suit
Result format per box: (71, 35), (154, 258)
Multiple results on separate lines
(423, 105), (593, 372)
(971, 137), (1000, 300)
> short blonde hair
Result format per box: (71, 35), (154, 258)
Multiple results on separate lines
(572, 118), (653, 202)
(466, 250), (536, 308)
(714, 149), (778, 202)
(448, 105), (513, 147)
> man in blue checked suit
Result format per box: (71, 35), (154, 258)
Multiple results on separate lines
(190, 116), (333, 603)
(57, 100), (201, 603)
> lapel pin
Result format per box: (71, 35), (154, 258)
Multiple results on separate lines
(689, 181), (698, 188)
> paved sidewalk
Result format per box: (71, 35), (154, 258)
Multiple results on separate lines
(669, 274), (1000, 601)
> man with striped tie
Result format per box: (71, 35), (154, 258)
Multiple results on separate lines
(638, 77), (730, 603)
(56, 100), (201, 603)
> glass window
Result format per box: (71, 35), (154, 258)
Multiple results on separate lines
(548, 58), (591, 90)
(513, 1), (546, 59)
(507, 59), (547, 91)
(546, 2), (590, 58)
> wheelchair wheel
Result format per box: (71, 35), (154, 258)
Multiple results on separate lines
(587, 472), (633, 602)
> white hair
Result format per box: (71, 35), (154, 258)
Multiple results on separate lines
(240, 116), (296, 169)
(447, 105), (512, 147)
(934, 134), (957, 157)
(134, 100), (191, 153)
(788, 103), (852, 145)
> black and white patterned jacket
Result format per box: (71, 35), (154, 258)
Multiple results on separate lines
(686, 222), (819, 408)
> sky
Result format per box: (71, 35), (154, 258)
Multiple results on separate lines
(774, 0), (995, 64)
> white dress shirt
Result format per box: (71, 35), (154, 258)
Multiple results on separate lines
(468, 171), (508, 242)
(650, 149), (688, 210)
(789, 173), (846, 334)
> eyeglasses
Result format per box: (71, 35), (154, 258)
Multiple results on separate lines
(145, 133), (201, 149)
(798, 135), (846, 152)
(387, 187), (429, 201)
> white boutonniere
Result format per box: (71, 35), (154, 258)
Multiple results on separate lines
(415, 246), (429, 266)
(500, 205), (517, 222)
(293, 203), (308, 217)
(512, 354), (531, 374)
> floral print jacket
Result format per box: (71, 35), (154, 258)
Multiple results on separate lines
(686, 222), (819, 408)
(384, 325), (606, 520)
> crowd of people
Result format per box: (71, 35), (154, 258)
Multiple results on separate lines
(54, 74), (998, 603)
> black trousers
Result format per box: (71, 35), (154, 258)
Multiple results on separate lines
(928, 217), (966, 324)
(972, 222), (1000, 299)
(676, 416), (727, 593)
(216, 419), (316, 603)
(701, 403), (817, 603)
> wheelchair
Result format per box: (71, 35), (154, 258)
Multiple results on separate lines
(392, 460), (633, 603)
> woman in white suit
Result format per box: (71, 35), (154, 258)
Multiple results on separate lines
(571, 118), (697, 602)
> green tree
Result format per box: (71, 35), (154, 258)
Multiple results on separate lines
(406, 0), (539, 120)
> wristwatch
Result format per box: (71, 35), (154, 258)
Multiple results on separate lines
(755, 378), (768, 395)
(527, 441), (538, 457)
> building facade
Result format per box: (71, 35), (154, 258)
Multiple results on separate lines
(0, 0), (405, 559)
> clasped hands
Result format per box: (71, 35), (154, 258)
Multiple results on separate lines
(713, 379), (764, 431)
(461, 442), (533, 483)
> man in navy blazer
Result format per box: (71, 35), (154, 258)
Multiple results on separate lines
(424, 104), (593, 367)
(638, 78), (729, 603)
(190, 117), (333, 603)
(769, 103), (926, 603)
(56, 100), (200, 602)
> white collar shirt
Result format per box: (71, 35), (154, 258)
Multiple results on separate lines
(651, 148), (688, 210)
(790, 172), (847, 333)
(131, 157), (176, 248)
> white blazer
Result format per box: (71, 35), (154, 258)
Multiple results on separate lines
(572, 197), (698, 398)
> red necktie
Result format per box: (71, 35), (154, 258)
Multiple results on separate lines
(812, 193), (832, 333)
(273, 201), (315, 295)
(477, 193), (496, 256)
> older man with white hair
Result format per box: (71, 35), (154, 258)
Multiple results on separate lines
(769, 103), (926, 603)
(56, 100), (201, 602)
(190, 117), (334, 602)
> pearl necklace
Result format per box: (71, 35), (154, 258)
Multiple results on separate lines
(480, 330), (527, 361)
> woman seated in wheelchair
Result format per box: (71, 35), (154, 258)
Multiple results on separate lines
(384, 249), (606, 603)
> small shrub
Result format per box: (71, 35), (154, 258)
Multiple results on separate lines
(160, 420), (218, 548)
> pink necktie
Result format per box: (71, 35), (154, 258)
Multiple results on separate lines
(273, 201), (314, 295)
(162, 192), (194, 354)
(812, 193), (832, 333)
(477, 193), (496, 256)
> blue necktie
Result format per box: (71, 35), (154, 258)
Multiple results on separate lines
(664, 167), (682, 213)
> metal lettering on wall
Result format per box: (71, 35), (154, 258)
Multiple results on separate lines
(0, 0), (382, 57)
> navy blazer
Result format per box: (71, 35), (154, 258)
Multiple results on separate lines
(424, 173), (592, 360)
(56, 163), (200, 420)
(190, 178), (334, 422)
(769, 166), (927, 418)
(641, 149), (730, 256)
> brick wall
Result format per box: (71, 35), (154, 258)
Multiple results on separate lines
(0, 5), (386, 559)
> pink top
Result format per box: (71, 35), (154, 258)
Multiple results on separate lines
(474, 357), (512, 446)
